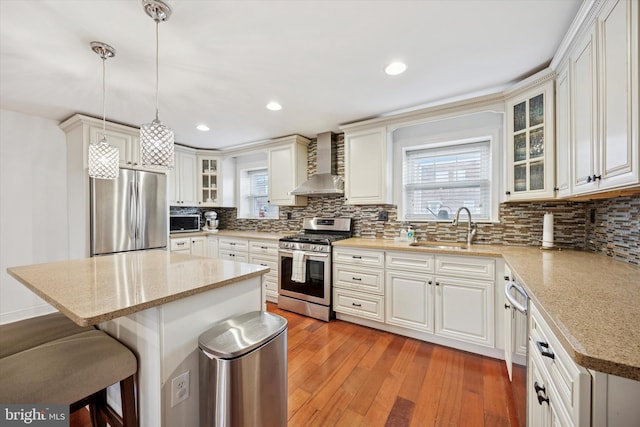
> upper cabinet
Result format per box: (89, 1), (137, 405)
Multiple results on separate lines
(196, 155), (221, 207)
(569, 0), (639, 195)
(267, 135), (309, 206)
(555, 68), (572, 198)
(168, 147), (197, 206)
(505, 78), (556, 201)
(343, 126), (392, 205)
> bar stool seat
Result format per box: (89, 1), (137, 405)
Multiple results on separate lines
(0, 311), (93, 358)
(0, 329), (138, 426)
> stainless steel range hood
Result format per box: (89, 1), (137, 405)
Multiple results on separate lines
(290, 132), (344, 196)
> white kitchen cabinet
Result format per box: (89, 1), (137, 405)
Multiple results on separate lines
(206, 235), (218, 259)
(168, 147), (197, 206)
(248, 239), (279, 304)
(333, 247), (385, 321)
(343, 126), (391, 205)
(218, 237), (249, 262)
(571, 0), (639, 195)
(385, 269), (434, 333)
(555, 68), (572, 198)
(434, 276), (494, 347)
(88, 125), (137, 168)
(196, 155), (221, 207)
(267, 135), (309, 206)
(505, 79), (556, 200)
(169, 236), (205, 256)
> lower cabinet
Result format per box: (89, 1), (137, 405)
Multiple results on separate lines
(169, 236), (205, 256)
(218, 237), (249, 262)
(334, 247), (496, 354)
(248, 240), (279, 304)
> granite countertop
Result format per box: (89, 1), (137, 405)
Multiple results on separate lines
(7, 250), (269, 327)
(170, 230), (286, 241)
(333, 238), (640, 381)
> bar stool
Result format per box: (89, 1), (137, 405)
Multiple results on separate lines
(0, 314), (138, 427)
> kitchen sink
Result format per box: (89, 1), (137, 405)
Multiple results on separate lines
(409, 241), (468, 250)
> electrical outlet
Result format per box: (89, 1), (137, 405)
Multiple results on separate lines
(171, 371), (190, 407)
(378, 211), (388, 221)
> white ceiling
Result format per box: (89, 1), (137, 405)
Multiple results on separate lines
(0, 0), (582, 150)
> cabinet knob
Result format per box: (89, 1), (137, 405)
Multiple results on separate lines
(127, 161), (132, 165)
(553, 187), (559, 192)
(504, 304), (511, 310)
(594, 174), (602, 181)
(435, 282), (440, 286)
(505, 191), (511, 196)
(428, 280), (433, 285)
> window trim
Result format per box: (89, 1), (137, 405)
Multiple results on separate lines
(393, 126), (501, 223)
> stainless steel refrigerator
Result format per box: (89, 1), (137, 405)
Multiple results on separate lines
(90, 168), (167, 256)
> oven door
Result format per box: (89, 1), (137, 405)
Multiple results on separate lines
(278, 249), (331, 306)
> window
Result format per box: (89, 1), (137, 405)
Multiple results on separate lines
(403, 139), (492, 221)
(239, 168), (278, 219)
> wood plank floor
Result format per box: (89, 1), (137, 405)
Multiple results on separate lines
(71, 303), (526, 426)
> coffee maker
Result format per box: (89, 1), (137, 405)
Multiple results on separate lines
(203, 211), (218, 232)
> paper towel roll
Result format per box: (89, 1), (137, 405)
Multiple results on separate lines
(542, 211), (554, 248)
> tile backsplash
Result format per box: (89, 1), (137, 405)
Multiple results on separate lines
(171, 133), (640, 265)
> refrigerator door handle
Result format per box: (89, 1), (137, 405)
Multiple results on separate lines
(129, 180), (137, 241)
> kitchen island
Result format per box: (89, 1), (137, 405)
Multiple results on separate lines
(7, 249), (269, 427)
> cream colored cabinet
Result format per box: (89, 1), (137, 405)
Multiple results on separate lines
(169, 236), (205, 256)
(343, 127), (391, 205)
(385, 269), (434, 333)
(267, 136), (309, 206)
(88, 126), (139, 168)
(206, 235), (218, 259)
(571, 0), (639, 195)
(196, 155), (221, 207)
(505, 79), (556, 200)
(333, 248), (385, 322)
(555, 68), (572, 198)
(218, 237), (249, 262)
(249, 240), (279, 304)
(168, 147), (197, 206)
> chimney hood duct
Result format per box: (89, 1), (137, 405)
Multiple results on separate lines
(290, 132), (344, 196)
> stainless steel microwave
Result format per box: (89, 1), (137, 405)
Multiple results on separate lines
(170, 215), (200, 233)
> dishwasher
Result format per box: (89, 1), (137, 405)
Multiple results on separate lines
(503, 264), (529, 380)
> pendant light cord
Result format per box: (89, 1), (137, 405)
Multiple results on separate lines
(102, 54), (107, 139)
(155, 20), (160, 121)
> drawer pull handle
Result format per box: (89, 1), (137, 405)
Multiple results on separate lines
(260, 263), (267, 266)
(230, 243), (236, 246)
(536, 391), (549, 405)
(177, 242), (185, 246)
(352, 255), (362, 259)
(536, 341), (555, 359)
(504, 303), (511, 310)
(261, 246), (268, 249)
(352, 277), (362, 281)
(351, 303), (362, 307)
(534, 381), (545, 394)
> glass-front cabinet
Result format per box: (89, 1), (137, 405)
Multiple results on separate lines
(505, 80), (555, 201)
(197, 155), (221, 206)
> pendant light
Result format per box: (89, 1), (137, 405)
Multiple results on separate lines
(88, 41), (119, 179)
(140, 0), (174, 169)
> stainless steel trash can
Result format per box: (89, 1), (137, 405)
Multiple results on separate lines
(198, 311), (288, 427)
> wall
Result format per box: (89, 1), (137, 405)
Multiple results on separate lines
(197, 134), (639, 266)
(0, 110), (67, 323)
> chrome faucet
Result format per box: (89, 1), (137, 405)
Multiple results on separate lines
(452, 207), (477, 246)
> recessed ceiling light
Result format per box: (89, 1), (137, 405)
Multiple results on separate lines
(385, 61), (407, 76)
(266, 101), (282, 111)
(196, 124), (210, 131)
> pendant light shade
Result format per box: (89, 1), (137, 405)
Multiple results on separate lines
(88, 41), (119, 180)
(140, 0), (174, 169)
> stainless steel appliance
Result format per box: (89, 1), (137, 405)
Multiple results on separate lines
(503, 265), (529, 380)
(170, 214), (201, 233)
(278, 217), (352, 321)
(203, 211), (218, 231)
(90, 168), (167, 256)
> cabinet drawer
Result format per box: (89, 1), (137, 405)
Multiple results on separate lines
(435, 255), (495, 281)
(333, 248), (384, 268)
(219, 250), (249, 263)
(529, 303), (590, 425)
(386, 251), (434, 273)
(219, 238), (249, 252)
(170, 238), (190, 251)
(263, 276), (278, 292)
(249, 240), (279, 256)
(333, 288), (384, 322)
(334, 265), (384, 294)
(249, 254), (278, 271)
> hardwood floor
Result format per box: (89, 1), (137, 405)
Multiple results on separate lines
(71, 303), (526, 426)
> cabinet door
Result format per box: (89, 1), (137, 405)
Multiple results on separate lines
(528, 351), (552, 427)
(190, 237), (205, 257)
(555, 68), (571, 198)
(197, 156), (220, 206)
(206, 236), (218, 258)
(385, 270), (434, 333)
(268, 142), (307, 206)
(598, 0), (638, 189)
(505, 81), (555, 200)
(344, 127), (390, 204)
(571, 26), (598, 194)
(435, 277), (494, 347)
(178, 151), (197, 206)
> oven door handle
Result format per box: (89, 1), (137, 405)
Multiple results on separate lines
(279, 249), (330, 258)
(504, 281), (528, 315)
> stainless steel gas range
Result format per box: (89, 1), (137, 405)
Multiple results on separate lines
(278, 217), (352, 321)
